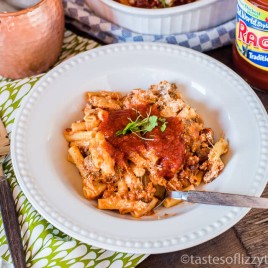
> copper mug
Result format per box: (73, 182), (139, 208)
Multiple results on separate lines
(0, 0), (64, 79)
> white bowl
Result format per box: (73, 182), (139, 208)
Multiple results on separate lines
(11, 43), (268, 253)
(85, 0), (236, 35)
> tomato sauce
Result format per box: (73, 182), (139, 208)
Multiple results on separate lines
(114, 0), (196, 8)
(99, 105), (185, 179)
(233, 0), (268, 91)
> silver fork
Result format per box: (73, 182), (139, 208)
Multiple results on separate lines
(0, 119), (26, 268)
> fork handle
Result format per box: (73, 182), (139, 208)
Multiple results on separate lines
(0, 176), (26, 268)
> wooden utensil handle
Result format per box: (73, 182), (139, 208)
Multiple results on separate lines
(0, 176), (26, 268)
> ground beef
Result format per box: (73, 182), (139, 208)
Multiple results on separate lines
(128, 0), (196, 8)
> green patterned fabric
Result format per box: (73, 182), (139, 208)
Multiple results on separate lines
(0, 31), (147, 268)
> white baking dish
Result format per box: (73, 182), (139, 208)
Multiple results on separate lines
(85, 0), (236, 35)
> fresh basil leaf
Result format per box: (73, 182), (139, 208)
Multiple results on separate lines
(160, 122), (167, 132)
(159, 0), (167, 8)
(116, 107), (167, 138)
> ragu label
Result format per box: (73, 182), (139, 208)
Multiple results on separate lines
(235, 0), (268, 71)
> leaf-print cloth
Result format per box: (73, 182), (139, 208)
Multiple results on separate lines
(0, 30), (147, 268)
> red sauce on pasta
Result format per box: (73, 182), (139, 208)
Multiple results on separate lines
(114, 0), (196, 8)
(99, 104), (185, 179)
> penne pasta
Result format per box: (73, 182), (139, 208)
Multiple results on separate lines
(83, 179), (106, 199)
(71, 122), (86, 132)
(64, 81), (229, 217)
(64, 130), (96, 142)
(68, 146), (87, 178)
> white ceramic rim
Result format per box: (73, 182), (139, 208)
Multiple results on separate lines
(11, 43), (268, 254)
(100, 0), (219, 15)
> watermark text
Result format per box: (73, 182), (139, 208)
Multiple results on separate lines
(180, 253), (268, 266)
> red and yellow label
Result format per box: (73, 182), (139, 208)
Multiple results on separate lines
(235, 0), (268, 71)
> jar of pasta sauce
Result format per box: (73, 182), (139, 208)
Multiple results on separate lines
(232, 0), (268, 91)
